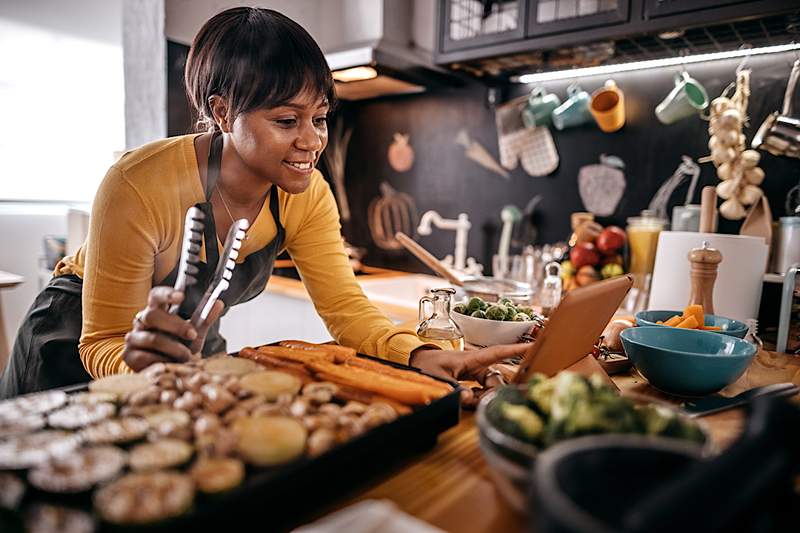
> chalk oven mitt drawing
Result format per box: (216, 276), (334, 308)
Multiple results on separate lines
(495, 98), (559, 177)
(578, 154), (626, 216)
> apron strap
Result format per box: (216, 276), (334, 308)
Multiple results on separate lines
(200, 132), (223, 270)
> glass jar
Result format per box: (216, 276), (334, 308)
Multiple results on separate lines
(416, 288), (465, 351)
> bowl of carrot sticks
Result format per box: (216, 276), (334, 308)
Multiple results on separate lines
(635, 305), (748, 339)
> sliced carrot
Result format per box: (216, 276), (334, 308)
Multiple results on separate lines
(656, 320), (663, 324)
(701, 325), (722, 331)
(682, 304), (704, 327)
(663, 315), (683, 327)
(675, 315), (699, 329)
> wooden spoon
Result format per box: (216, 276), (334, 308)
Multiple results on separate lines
(394, 232), (463, 286)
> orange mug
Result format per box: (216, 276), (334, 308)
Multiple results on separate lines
(590, 80), (625, 133)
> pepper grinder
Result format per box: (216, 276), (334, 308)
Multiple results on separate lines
(687, 241), (723, 314)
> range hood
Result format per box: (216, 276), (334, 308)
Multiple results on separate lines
(321, 0), (459, 101)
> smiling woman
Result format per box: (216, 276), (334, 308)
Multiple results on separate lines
(0, 7), (528, 400)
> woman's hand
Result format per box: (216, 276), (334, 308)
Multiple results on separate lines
(122, 286), (224, 372)
(409, 344), (530, 407)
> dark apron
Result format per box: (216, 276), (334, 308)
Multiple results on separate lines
(0, 132), (284, 398)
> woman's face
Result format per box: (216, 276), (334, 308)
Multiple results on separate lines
(228, 89), (329, 194)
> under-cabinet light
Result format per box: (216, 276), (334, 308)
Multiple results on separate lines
(332, 66), (378, 83)
(514, 43), (800, 84)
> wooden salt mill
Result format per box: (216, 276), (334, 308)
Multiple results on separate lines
(687, 241), (723, 314)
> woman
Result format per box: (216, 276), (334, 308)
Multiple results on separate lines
(0, 7), (525, 399)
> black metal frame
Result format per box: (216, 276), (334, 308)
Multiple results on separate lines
(435, 0), (799, 69)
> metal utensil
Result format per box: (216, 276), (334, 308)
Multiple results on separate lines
(190, 218), (248, 327)
(682, 382), (800, 418)
(169, 207), (205, 314)
(752, 59), (800, 158)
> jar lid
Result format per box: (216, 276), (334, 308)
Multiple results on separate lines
(779, 216), (800, 226)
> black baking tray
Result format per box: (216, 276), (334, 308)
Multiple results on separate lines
(3, 351), (461, 533)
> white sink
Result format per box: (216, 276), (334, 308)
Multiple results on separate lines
(358, 273), (448, 310)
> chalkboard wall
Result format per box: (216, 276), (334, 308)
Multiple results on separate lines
(166, 42), (800, 275)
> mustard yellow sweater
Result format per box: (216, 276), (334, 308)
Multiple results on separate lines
(56, 135), (429, 378)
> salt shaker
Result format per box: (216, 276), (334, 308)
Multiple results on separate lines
(540, 262), (562, 317)
(687, 241), (723, 314)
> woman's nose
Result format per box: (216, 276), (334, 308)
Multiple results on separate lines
(296, 121), (323, 152)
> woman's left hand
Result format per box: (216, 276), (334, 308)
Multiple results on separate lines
(409, 344), (529, 407)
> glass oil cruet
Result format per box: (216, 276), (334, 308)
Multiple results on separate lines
(416, 287), (465, 351)
(540, 261), (562, 317)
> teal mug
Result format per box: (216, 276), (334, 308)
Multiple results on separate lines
(522, 87), (561, 128)
(655, 72), (709, 125)
(552, 84), (592, 130)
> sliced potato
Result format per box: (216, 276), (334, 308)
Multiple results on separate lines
(94, 471), (194, 525)
(80, 417), (149, 445)
(204, 356), (260, 377)
(89, 374), (149, 398)
(233, 416), (306, 466)
(190, 457), (245, 493)
(239, 371), (301, 401)
(129, 438), (193, 472)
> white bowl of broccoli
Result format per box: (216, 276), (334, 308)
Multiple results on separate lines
(451, 296), (539, 347)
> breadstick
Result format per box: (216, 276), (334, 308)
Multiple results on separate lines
(240, 352), (313, 383)
(278, 340), (356, 360)
(253, 345), (335, 364)
(306, 361), (447, 405)
(338, 357), (452, 392)
(323, 379), (413, 416)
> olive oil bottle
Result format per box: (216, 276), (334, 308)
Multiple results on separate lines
(416, 288), (465, 351)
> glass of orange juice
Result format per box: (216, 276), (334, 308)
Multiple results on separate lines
(626, 210), (666, 301)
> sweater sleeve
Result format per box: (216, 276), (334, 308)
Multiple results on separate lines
(285, 175), (437, 365)
(78, 166), (158, 378)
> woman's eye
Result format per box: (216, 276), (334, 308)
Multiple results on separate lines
(313, 116), (328, 127)
(276, 118), (297, 127)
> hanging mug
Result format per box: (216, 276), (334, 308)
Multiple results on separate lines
(552, 83), (592, 130)
(655, 72), (709, 125)
(522, 86), (561, 128)
(590, 80), (625, 133)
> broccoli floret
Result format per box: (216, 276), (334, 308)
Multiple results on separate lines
(636, 405), (706, 444)
(499, 404), (544, 442)
(497, 297), (514, 307)
(453, 303), (467, 315)
(527, 375), (556, 416)
(513, 312), (531, 322)
(470, 309), (487, 319)
(485, 304), (507, 321)
(466, 297), (485, 314)
(550, 372), (592, 422)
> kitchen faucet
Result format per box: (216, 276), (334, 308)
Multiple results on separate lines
(417, 210), (483, 276)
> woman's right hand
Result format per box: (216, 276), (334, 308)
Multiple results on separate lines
(122, 286), (224, 372)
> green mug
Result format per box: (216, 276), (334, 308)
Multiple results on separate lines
(522, 87), (561, 128)
(655, 72), (709, 125)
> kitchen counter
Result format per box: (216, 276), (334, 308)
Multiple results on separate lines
(305, 349), (800, 532)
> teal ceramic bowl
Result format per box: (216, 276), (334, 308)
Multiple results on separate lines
(635, 310), (748, 338)
(620, 326), (757, 397)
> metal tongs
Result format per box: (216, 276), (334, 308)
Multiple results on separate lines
(189, 217), (249, 327)
(169, 207), (206, 314)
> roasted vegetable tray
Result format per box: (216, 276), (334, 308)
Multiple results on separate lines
(0, 348), (460, 533)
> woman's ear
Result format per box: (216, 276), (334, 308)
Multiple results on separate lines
(209, 95), (232, 132)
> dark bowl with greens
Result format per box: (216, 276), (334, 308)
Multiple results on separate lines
(476, 372), (708, 512)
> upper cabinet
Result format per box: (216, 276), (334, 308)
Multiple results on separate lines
(435, 0), (800, 79)
(440, 0), (527, 53)
(527, 0), (630, 37)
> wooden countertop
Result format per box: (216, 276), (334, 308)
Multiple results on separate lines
(325, 349), (800, 532)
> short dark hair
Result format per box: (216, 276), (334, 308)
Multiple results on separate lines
(185, 7), (336, 131)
